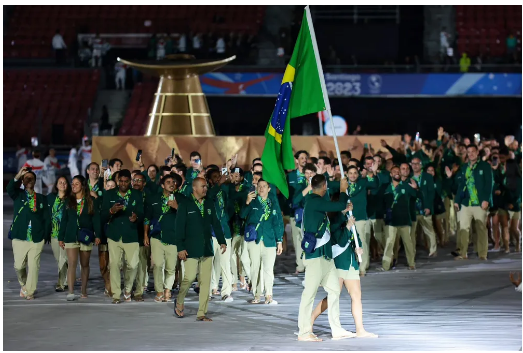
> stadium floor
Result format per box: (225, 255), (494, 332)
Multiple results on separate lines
(3, 195), (522, 351)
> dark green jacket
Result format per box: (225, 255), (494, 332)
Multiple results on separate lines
(454, 160), (493, 207)
(292, 184), (330, 227)
(101, 188), (144, 243)
(433, 178), (445, 215)
(412, 172), (436, 215)
(287, 169), (307, 212)
(175, 194), (226, 258)
(383, 181), (417, 227)
(240, 196), (284, 247)
(58, 198), (102, 243)
(87, 177), (105, 197)
(346, 176), (379, 221)
(145, 192), (185, 245)
(386, 145), (407, 165)
(330, 212), (362, 271)
(179, 180), (192, 198)
(228, 183), (249, 236)
(7, 179), (50, 243)
(302, 192), (349, 260)
(367, 170), (391, 220)
(207, 183), (232, 239)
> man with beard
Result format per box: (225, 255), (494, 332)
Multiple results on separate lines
(380, 166), (418, 271)
(175, 178), (227, 321)
(287, 150), (309, 274)
(101, 169), (144, 304)
(172, 163), (192, 197)
(8, 167), (51, 300)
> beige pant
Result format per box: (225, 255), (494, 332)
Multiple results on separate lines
(386, 226), (415, 270)
(355, 220), (370, 273)
(134, 245), (150, 296)
(247, 242), (277, 298)
(177, 256), (213, 317)
(108, 239), (139, 300)
(211, 237), (233, 297)
(50, 237), (68, 288)
(368, 218), (385, 249)
(13, 239), (45, 296)
(297, 257), (345, 338)
(410, 215), (438, 255)
(458, 205), (488, 258)
(231, 235), (248, 284)
(150, 238), (177, 294)
(444, 196), (457, 238)
(290, 217), (304, 272)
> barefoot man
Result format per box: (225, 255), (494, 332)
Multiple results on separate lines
(174, 177), (227, 321)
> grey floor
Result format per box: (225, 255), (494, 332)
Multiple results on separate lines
(3, 195), (522, 351)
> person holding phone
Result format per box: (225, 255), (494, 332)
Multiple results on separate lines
(145, 174), (183, 302)
(8, 167), (51, 300)
(174, 177), (227, 321)
(172, 163), (192, 197)
(58, 175), (101, 301)
(101, 169), (144, 304)
(240, 179), (284, 304)
(186, 151), (203, 184)
(47, 176), (71, 292)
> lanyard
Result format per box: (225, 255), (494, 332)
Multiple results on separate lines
(217, 190), (225, 217)
(89, 179), (99, 192)
(192, 194), (204, 216)
(118, 189), (131, 209)
(159, 193), (170, 222)
(258, 196), (271, 221)
(76, 198), (84, 227)
(51, 197), (65, 238)
(297, 169), (306, 184)
(348, 182), (357, 197)
(390, 183), (401, 209)
(26, 191), (36, 212)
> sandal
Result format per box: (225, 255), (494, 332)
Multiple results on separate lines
(212, 289), (221, 296)
(240, 282), (247, 290)
(123, 292), (132, 302)
(19, 288), (27, 298)
(112, 299), (121, 304)
(163, 290), (171, 302)
(297, 333), (322, 342)
(174, 299), (184, 318)
(80, 294), (88, 299)
(55, 285), (65, 292)
(104, 289), (112, 297)
(196, 316), (212, 322)
(251, 298), (260, 304)
(155, 293), (164, 303)
(134, 295), (144, 302)
(25, 295), (35, 301)
(232, 285), (238, 292)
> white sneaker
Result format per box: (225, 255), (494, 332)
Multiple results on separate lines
(266, 299), (278, 305)
(222, 295), (233, 303)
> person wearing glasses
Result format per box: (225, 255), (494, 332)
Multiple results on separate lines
(47, 176), (71, 292)
(8, 167), (51, 300)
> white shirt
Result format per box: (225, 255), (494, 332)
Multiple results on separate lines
(440, 31), (449, 48)
(16, 148), (28, 171)
(178, 34), (186, 51)
(193, 36), (201, 49)
(52, 34), (67, 49)
(216, 38), (225, 53)
(23, 158), (45, 194)
(43, 156), (60, 186)
(68, 148), (79, 177)
(78, 145), (92, 165)
(115, 62), (126, 73)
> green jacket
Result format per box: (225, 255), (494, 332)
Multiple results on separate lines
(58, 198), (102, 243)
(383, 181), (417, 227)
(179, 180), (192, 198)
(367, 170), (391, 220)
(386, 145), (407, 165)
(7, 179), (50, 243)
(292, 183), (330, 227)
(287, 169), (307, 211)
(175, 194), (226, 258)
(302, 192), (349, 260)
(454, 160), (493, 208)
(240, 196), (284, 247)
(145, 192), (184, 245)
(346, 175), (379, 221)
(207, 183), (232, 239)
(412, 172), (436, 215)
(330, 212), (362, 271)
(101, 188), (144, 243)
(406, 148), (431, 166)
(228, 183), (249, 236)
(433, 178), (445, 216)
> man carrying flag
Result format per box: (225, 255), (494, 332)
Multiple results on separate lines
(261, 6), (360, 342)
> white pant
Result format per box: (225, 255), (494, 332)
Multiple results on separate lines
(115, 70), (126, 90)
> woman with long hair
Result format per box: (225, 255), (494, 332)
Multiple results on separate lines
(58, 175), (101, 301)
(310, 193), (377, 338)
(47, 176), (72, 292)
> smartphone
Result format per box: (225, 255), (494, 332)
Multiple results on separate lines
(136, 150), (142, 162)
(492, 156), (499, 166)
(415, 132), (420, 142)
(169, 194), (175, 201)
(364, 143), (368, 149)
(26, 166), (32, 172)
(171, 148), (175, 160)
(474, 133), (481, 144)
(102, 159), (108, 168)
(249, 185), (256, 193)
(221, 167), (228, 175)
(31, 137), (38, 147)
(234, 167), (239, 174)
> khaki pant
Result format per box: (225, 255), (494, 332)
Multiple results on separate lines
(458, 206), (488, 258)
(355, 220), (370, 273)
(297, 257), (345, 338)
(290, 217), (304, 272)
(13, 239), (45, 296)
(231, 235), (247, 284)
(410, 215), (438, 256)
(247, 241), (277, 298)
(241, 239), (252, 281)
(444, 196), (457, 239)
(385, 226), (414, 270)
(211, 238), (233, 297)
(150, 238), (177, 293)
(108, 239), (139, 300)
(177, 256), (213, 317)
(368, 218), (385, 249)
(134, 245), (151, 296)
(50, 237), (68, 288)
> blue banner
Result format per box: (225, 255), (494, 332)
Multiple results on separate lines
(200, 72), (522, 96)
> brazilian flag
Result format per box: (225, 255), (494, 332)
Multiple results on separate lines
(261, 6), (327, 198)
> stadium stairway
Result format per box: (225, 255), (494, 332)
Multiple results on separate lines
(90, 89), (130, 136)
(257, 5), (296, 66)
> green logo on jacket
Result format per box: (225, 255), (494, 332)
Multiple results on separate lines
(207, 209), (211, 215)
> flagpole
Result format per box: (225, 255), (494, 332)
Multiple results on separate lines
(305, 5), (362, 263)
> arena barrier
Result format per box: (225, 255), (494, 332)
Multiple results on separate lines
(92, 135), (402, 171)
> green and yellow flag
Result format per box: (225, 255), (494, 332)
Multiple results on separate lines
(261, 6), (327, 198)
